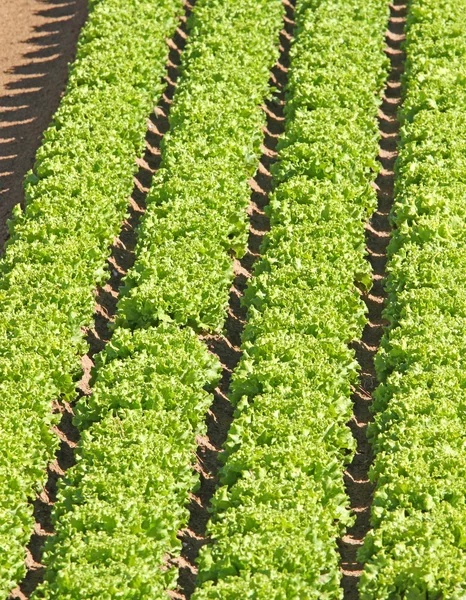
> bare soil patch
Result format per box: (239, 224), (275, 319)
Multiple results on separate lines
(0, 0), (88, 251)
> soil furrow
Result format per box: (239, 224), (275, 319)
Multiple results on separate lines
(0, 0), (88, 252)
(7, 4), (194, 598)
(338, 2), (407, 598)
(170, 2), (295, 598)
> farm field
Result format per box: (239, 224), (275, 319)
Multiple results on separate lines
(0, 0), (465, 599)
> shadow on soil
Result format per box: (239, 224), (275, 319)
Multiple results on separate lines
(0, 0), (88, 250)
(171, 2), (296, 598)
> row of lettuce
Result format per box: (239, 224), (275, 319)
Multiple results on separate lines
(359, 0), (466, 597)
(0, 0), (188, 593)
(30, 0), (285, 597)
(191, 0), (390, 597)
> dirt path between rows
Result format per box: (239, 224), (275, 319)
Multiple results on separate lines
(338, 2), (407, 598)
(0, 0), (88, 250)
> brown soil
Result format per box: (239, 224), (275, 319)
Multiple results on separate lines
(8, 4), (194, 598)
(337, 2), (407, 598)
(169, 2), (295, 598)
(0, 0), (88, 251)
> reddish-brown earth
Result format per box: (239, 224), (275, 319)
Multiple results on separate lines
(338, 2), (407, 598)
(0, 0), (88, 251)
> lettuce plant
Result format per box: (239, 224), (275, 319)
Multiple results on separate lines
(31, 0), (284, 596)
(0, 0), (187, 592)
(359, 1), (466, 597)
(192, 0), (389, 597)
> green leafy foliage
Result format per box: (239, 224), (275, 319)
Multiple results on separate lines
(30, 0), (285, 596)
(117, 0), (285, 333)
(192, 1), (389, 597)
(358, 1), (466, 597)
(34, 327), (219, 599)
(0, 0), (185, 592)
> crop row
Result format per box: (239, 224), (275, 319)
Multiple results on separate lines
(359, 0), (466, 597)
(35, 327), (220, 598)
(31, 0), (284, 597)
(117, 0), (284, 333)
(190, 1), (389, 598)
(0, 0), (186, 592)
